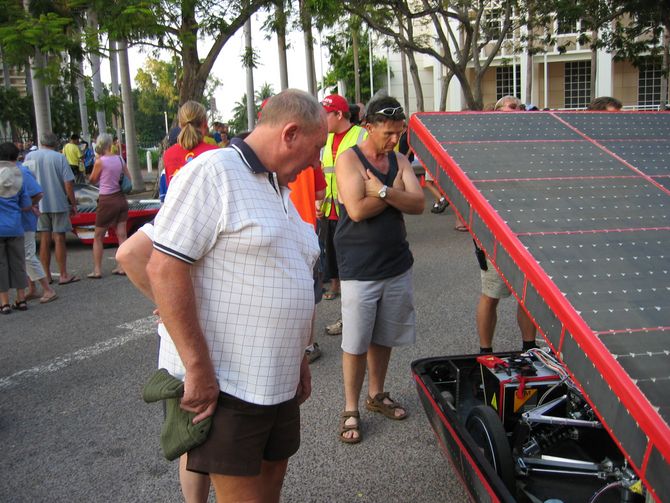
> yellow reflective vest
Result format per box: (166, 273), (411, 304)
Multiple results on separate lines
(321, 125), (367, 218)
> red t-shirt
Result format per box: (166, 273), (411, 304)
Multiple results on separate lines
(327, 129), (350, 220)
(163, 142), (219, 186)
(314, 164), (327, 192)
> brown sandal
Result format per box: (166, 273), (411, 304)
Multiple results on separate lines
(339, 410), (361, 444)
(366, 392), (408, 420)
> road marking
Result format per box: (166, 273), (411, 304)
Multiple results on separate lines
(0, 316), (156, 390)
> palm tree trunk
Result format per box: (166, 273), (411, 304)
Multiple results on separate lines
(108, 40), (121, 136)
(590, 30), (598, 102)
(75, 58), (90, 141)
(299, 0), (317, 97)
(29, 50), (51, 143)
(275, 1), (289, 90)
(244, 19), (256, 130)
(87, 9), (107, 134)
(525, 3), (534, 105)
(1, 47), (13, 139)
(117, 39), (143, 189)
(352, 26), (361, 103)
(22, 0), (50, 141)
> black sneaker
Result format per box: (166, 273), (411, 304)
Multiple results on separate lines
(431, 198), (449, 214)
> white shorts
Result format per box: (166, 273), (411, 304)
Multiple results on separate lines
(481, 258), (511, 299)
(340, 268), (417, 355)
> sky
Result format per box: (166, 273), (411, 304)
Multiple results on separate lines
(99, 11), (331, 124)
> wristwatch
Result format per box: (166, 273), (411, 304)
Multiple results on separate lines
(378, 185), (388, 199)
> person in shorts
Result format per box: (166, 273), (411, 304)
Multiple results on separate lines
(476, 254), (537, 353)
(86, 133), (130, 278)
(23, 132), (79, 285)
(333, 96), (424, 443)
(146, 89), (326, 502)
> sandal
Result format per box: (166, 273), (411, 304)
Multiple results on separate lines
(339, 410), (362, 444)
(366, 392), (408, 420)
(454, 224), (468, 232)
(323, 290), (340, 300)
(12, 300), (28, 311)
(0, 304), (11, 315)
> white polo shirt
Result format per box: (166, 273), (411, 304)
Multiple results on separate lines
(153, 140), (319, 405)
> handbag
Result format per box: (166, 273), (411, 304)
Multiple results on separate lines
(119, 172), (132, 194)
(118, 156), (132, 194)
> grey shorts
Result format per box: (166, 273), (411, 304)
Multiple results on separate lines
(481, 258), (511, 299)
(341, 268), (417, 355)
(37, 212), (72, 233)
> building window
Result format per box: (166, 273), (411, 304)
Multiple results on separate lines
(496, 65), (521, 100)
(557, 17), (578, 35)
(484, 8), (502, 40)
(638, 59), (662, 108)
(564, 61), (591, 109)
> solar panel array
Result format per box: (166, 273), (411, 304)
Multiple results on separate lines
(409, 111), (669, 502)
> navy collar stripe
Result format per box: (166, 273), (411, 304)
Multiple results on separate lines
(229, 137), (269, 175)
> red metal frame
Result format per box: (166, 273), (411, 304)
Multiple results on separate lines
(409, 111), (669, 502)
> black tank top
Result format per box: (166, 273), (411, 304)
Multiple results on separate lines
(334, 146), (413, 281)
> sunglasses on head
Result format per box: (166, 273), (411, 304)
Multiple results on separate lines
(374, 106), (404, 117)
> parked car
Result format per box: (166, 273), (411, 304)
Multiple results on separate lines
(71, 183), (160, 245)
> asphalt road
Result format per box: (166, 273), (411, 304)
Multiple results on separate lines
(0, 195), (523, 503)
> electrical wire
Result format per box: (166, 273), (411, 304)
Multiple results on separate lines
(587, 481), (624, 503)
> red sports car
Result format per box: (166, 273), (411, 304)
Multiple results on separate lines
(70, 184), (160, 245)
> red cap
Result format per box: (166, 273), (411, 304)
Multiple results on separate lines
(321, 94), (349, 113)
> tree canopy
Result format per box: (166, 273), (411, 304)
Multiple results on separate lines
(322, 28), (389, 101)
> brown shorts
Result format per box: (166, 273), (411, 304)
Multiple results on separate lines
(186, 393), (300, 476)
(95, 192), (128, 228)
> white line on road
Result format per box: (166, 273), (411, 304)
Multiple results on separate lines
(0, 316), (157, 390)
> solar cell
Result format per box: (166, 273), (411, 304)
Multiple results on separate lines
(410, 111), (670, 500)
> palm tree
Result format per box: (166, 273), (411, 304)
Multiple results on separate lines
(75, 56), (90, 141)
(108, 39), (121, 135)
(299, 0), (318, 97)
(117, 38), (143, 189)
(21, 0), (50, 142)
(87, 8), (107, 134)
(243, 18), (256, 131)
(274, 0), (290, 90)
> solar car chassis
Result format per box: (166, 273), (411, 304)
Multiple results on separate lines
(408, 111), (669, 502)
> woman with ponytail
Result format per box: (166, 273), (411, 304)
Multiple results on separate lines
(162, 101), (219, 187)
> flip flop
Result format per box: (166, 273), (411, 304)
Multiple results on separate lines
(40, 293), (58, 304)
(112, 270), (126, 276)
(58, 276), (80, 285)
(454, 225), (469, 232)
(87, 273), (102, 279)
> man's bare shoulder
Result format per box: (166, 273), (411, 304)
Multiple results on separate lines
(336, 148), (362, 170)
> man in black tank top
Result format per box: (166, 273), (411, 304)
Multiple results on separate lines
(333, 97), (425, 444)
